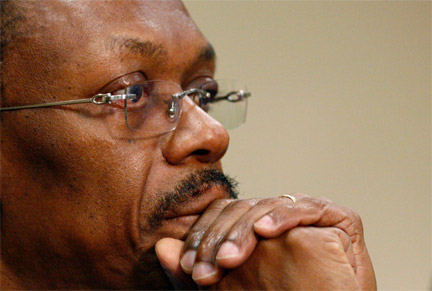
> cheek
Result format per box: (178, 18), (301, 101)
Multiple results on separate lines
(2, 109), (161, 273)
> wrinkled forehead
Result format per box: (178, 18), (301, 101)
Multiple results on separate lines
(23, 0), (208, 72)
(45, 1), (201, 46)
(77, 0), (199, 43)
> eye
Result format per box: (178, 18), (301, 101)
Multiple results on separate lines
(111, 82), (153, 111)
(200, 80), (219, 98)
(101, 72), (148, 107)
(187, 77), (218, 97)
(186, 77), (218, 112)
(126, 84), (143, 103)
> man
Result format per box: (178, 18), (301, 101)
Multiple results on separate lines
(0, 0), (376, 289)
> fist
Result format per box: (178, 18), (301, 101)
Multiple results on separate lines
(212, 226), (360, 290)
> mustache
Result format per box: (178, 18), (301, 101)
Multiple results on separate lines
(148, 169), (239, 229)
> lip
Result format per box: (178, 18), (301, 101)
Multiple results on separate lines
(163, 185), (230, 220)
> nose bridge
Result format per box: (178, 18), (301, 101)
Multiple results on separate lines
(178, 96), (220, 132)
(161, 96), (230, 165)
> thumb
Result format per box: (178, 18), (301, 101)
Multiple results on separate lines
(155, 238), (196, 289)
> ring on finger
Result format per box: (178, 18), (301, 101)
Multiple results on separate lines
(279, 194), (296, 203)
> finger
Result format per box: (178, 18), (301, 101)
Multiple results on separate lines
(254, 198), (364, 246)
(187, 194), (309, 280)
(253, 197), (376, 289)
(215, 197), (293, 269)
(191, 199), (260, 286)
(314, 227), (358, 280)
(181, 193), (307, 273)
(180, 199), (232, 274)
(282, 227), (361, 290)
(330, 227), (357, 272)
(192, 199), (259, 286)
(155, 238), (196, 290)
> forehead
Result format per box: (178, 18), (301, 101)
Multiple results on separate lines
(29, 0), (200, 42)
(77, 0), (199, 43)
(18, 0), (211, 89)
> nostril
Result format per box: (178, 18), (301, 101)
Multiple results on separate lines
(192, 149), (210, 156)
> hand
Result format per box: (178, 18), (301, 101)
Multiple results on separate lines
(211, 226), (361, 290)
(156, 194), (376, 289)
(157, 226), (361, 290)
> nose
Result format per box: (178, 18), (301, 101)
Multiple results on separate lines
(162, 97), (230, 165)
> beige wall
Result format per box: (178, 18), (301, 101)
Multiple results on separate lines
(184, 1), (431, 290)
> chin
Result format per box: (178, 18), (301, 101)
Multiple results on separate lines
(130, 248), (174, 290)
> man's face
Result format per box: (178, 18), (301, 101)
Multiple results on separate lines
(1, 1), (233, 288)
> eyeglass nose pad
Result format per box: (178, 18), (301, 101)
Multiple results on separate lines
(168, 97), (183, 123)
(168, 102), (176, 119)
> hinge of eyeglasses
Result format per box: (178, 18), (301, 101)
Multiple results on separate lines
(91, 93), (136, 105)
(172, 88), (210, 100)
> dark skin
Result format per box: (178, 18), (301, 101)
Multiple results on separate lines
(1, 0), (376, 289)
(156, 193), (375, 289)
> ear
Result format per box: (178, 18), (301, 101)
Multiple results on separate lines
(155, 238), (196, 289)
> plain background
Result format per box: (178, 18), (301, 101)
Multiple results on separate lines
(184, 1), (431, 290)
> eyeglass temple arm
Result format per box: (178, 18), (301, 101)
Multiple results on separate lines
(172, 89), (251, 103)
(210, 90), (251, 103)
(172, 88), (210, 99)
(0, 93), (136, 112)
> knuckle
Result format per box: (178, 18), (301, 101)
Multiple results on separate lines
(316, 195), (334, 204)
(330, 227), (350, 243)
(198, 237), (214, 250)
(261, 204), (291, 225)
(341, 206), (364, 240)
(284, 227), (349, 258)
(185, 229), (206, 250)
(346, 207), (362, 224)
(340, 206), (363, 229)
(298, 198), (329, 216)
(323, 240), (344, 256)
(301, 196), (322, 208)
(290, 192), (310, 200)
(284, 227), (312, 247)
(223, 198), (258, 211)
(312, 197), (331, 209)
(273, 203), (294, 217)
(196, 238), (218, 262)
(227, 222), (249, 242)
(324, 228), (350, 255)
(256, 197), (282, 206)
(284, 227), (341, 249)
(209, 198), (233, 210)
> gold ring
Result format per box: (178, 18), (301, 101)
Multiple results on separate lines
(280, 194), (296, 203)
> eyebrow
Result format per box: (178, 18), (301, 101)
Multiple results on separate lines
(108, 38), (216, 68)
(109, 37), (168, 61)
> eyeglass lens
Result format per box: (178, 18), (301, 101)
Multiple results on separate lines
(119, 79), (248, 139)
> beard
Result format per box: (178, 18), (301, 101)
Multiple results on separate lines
(131, 169), (239, 289)
(148, 169), (239, 229)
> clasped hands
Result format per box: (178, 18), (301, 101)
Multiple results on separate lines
(156, 194), (376, 290)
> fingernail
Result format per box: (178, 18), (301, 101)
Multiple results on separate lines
(180, 250), (196, 274)
(216, 241), (239, 260)
(254, 215), (274, 229)
(192, 262), (217, 281)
